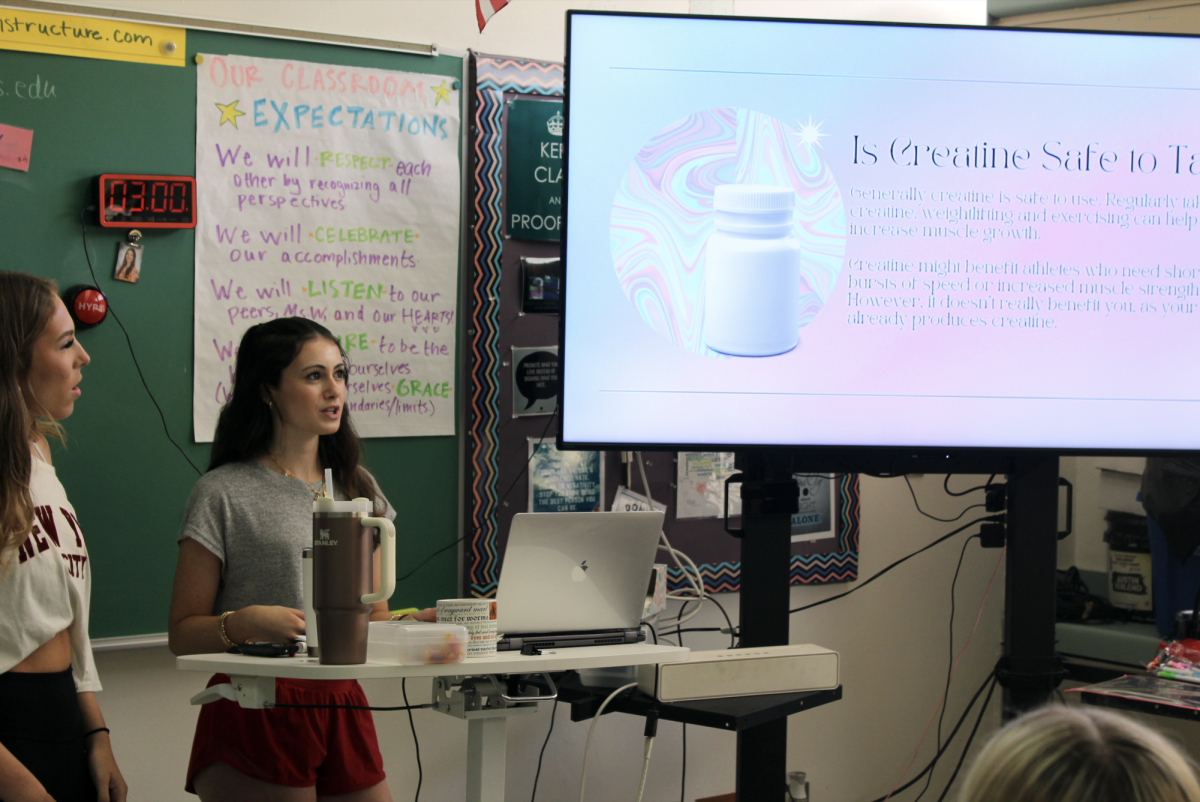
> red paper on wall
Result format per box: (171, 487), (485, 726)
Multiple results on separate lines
(0, 123), (33, 171)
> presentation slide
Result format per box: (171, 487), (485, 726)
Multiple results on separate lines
(561, 13), (1200, 451)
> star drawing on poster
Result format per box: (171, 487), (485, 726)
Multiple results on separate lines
(215, 100), (246, 129)
(431, 81), (452, 106)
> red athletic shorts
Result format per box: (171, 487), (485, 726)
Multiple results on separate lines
(185, 673), (386, 795)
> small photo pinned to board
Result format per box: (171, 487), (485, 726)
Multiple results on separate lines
(114, 243), (142, 284)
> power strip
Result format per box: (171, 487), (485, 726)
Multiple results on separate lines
(638, 644), (839, 702)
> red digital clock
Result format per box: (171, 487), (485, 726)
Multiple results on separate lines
(98, 174), (197, 229)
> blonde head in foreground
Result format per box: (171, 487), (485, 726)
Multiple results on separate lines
(960, 705), (1200, 802)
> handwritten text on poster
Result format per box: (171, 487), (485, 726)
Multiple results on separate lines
(194, 54), (460, 440)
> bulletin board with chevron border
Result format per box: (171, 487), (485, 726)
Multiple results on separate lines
(462, 53), (860, 598)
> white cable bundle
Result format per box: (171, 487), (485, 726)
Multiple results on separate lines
(637, 452), (708, 635)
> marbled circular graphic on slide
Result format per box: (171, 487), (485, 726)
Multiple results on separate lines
(610, 107), (846, 356)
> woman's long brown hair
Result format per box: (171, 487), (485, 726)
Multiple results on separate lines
(208, 317), (380, 510)
(0, 271), (61, 564)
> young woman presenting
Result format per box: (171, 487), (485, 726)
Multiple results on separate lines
(169, 317), (430, 802)
(0, 270), (127, 802)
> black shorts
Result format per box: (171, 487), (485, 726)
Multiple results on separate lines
(0, 667), (96, 802)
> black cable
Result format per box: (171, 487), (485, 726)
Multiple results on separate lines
(401, 409), (560, 587)
(403, 678), (422, 802)
(790, 516), (996, 614)
(903, 476), (984, 522)
(914, 534), (979, 802)
(705, 593), (738, 649)
(267, 702), (431, 711)
(389, 341), (563, 587)
(943, 474), (995, 497)
(397, 534), (466, 583)
(681, 725), (691, 802)
(78, 208), (203, 476)
(641, 621), (658, 644)
(865, 667), (997, 802)
(669, 601), (689, 644)
(500, 407), (558, 504)
(679, 622), (686, 802)
(530, 697), (558, 802)
(935, 676), (999, 802)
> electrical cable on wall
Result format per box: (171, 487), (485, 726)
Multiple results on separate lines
(398, 403), (561, 584)
(865, 666), (999, 802)
(79, 208), (203, 477)
(913, 533), (981, 802)
(903, 475), (985, 523)
(943, 474), (995, 497)
(883, 542), (1005, 800)
(934, 676), (999, 802)
(790, 515), (1000, 614)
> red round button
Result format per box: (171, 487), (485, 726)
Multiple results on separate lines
(72, 288), (107, 326)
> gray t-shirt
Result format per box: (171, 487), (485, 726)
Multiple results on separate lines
(178, 461), (396, 614)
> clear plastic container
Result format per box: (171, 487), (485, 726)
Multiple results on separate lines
(367, 621), (468, 665)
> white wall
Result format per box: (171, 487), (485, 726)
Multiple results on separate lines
(60, 1), (1002, 799)
(61, 0), (987, 62)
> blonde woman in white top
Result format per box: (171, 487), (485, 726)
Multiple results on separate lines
(0, 270), (126, 802)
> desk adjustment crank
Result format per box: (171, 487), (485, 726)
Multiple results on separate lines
(432, 673), (558, 720)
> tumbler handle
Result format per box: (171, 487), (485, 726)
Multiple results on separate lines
(360, 517), (396, 605)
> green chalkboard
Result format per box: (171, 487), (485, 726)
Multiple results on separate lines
(0, 31), (462, 639)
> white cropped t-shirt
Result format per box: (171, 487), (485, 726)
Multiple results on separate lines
(0, 450), (100, 692)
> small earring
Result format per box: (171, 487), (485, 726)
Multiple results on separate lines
(266, 399), (273, 408)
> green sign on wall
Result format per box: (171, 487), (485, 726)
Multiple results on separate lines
(506, 97), (563, 241)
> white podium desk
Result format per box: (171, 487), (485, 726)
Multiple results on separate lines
(178, 643), (688, 802)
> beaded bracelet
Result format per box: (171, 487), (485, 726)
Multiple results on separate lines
(218, 610), (237, 648)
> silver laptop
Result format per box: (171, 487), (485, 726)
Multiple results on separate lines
(495, 511), (664, 652)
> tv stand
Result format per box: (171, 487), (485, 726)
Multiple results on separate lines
(727, 450), (802, 802)
(722, 449), (1064, 799)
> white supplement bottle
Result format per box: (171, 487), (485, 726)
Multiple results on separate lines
(703, 184), (802, 357)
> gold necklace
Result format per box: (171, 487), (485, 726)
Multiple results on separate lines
(268, 455), (328, 501)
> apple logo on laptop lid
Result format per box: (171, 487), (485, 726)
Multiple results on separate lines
(571, 559), (589, 583)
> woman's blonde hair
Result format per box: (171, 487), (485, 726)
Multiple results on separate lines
(960, 705), (1200, 802)
(0, 270), (62, 563)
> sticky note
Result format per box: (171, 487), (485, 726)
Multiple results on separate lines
(0, 123), (33, 172)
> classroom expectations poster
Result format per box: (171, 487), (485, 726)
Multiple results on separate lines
(193, 54), (460, 440)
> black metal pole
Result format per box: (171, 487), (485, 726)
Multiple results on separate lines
(1001, 453), (1062, 717)
(735, 450), (795, 801)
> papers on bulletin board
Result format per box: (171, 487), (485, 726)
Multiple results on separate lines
(791, 474), (835, 542)
(0, 123), (32, 171)
(511, 346), (558, 417)
(193, 53), (460, 440)
(611, 485), (667, 514)
(676, 452), (740, 519)
(528, 438), (604, 513)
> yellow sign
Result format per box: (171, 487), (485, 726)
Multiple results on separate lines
(0, 8), (185, 67)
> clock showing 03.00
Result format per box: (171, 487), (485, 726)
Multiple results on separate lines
(98, 174), (197, 228)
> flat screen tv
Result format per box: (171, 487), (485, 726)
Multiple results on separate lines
(559, 11), (1200, 460)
